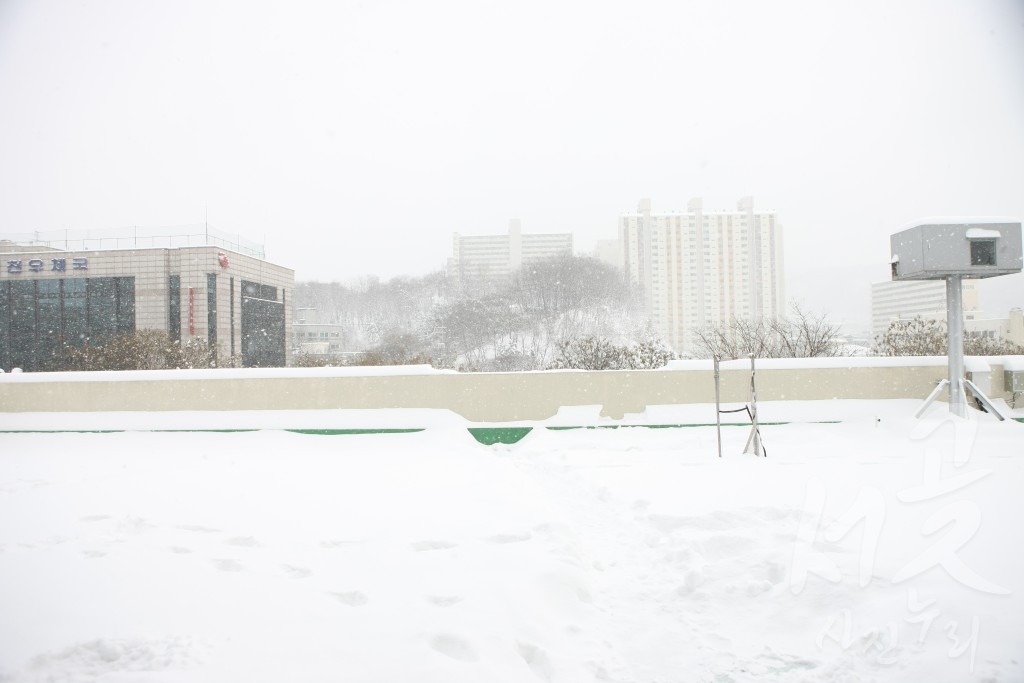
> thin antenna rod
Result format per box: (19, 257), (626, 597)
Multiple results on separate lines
(714, 356), (722, 458)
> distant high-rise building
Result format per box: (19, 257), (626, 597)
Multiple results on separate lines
(449, 220), (573, 291)
(870, 279), (980, 339)
(593, 238), (623, 269)
(616, 197), (785, 353)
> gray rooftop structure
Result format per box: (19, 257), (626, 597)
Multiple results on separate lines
(890, 219), (1022, 281)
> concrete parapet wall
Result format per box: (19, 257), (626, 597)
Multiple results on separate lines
(3, 357), (1014, 421)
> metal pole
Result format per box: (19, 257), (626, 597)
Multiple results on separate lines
(946, 275), (967, 418)
(750, 354), (761, 456)
(714, 357), (722, 458)
(743, 354), (762, 456)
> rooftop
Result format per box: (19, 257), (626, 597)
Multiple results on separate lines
(0, 224), (265, 259)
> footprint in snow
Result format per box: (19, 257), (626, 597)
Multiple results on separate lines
(176, 524), (221, 534)
(80, 514), (112, 523)
(517, 642), (555, 682)
(429, 634), (478, 663)
(426, 595), (463, 607)
(329, 591), (368, 606)
(213, 559), (243, 572)
(223, 536), (260, 547)
(412, 540), (458, 552)
(486, 533), (532, 544)
(282, 564), (313, 579)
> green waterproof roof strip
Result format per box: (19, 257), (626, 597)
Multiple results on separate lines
(467, 427), (533, 445)
(0, 420), (1013, 444)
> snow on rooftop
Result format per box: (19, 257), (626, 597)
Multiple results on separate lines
(966, 227), (1004, 239)
(898, 216), (1021, 231)
(0, 404), (1021, 681)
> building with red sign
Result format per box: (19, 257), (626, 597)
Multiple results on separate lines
(0, 227), (294, 371)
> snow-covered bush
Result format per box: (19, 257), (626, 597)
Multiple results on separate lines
(874, 317), (1024, 356)
(354, 333), (432, 366)
(621, 337), (675, 369)
(548, 336), (674, 370)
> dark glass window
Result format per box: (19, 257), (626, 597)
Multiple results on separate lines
(87, 278), (117, 342)
(37, 280), (62, 369)
(116, 277), (136, 334)
(169, 275), (181, 341)
(242, 281), (277, 301)
(63, 278), (88, 352)
(9, 281), (37, 371)
(229, 276), (235, 357)
(0, 282), (8, 370)
(240, 279), (285, 367)
(207, 273), (217, 350)
(970, 239), (996, 266)
(0, 276), (135, 372)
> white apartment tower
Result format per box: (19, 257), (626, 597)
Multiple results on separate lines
(450, 220), (573, 292)
(618, 197), (785, 353)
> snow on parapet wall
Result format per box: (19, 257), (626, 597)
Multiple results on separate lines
(4, 356), (1024, 383)
(1000, 355), (1024, 371)
(665, 356), (953, 371)
(2, 358), (1015, 418)
(0, 364), (455, 383)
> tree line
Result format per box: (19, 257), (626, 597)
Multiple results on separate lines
(294, 255), (666, 370)
(20, 252), (1020, 372)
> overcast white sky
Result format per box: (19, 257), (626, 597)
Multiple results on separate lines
(1, 0), (1022, 332)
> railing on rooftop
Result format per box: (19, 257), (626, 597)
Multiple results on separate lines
(0, 224), (265, 259)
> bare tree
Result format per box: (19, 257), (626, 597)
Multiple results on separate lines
(691, 304), (845, 359)
(772, 303), (846, 358)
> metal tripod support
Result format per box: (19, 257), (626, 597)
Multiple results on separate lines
(915, 274), (1006, 421)
(713, 355), (766, 457)
(916, 378), (1006, 421)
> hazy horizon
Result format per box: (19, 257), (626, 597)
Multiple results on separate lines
(2, 0), (1022, 333)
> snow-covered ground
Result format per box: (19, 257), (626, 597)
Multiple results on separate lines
(1, 401), (1022, 682)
